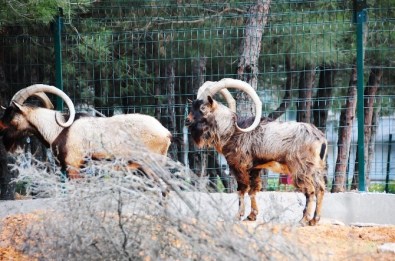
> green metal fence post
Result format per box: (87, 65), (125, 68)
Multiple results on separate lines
(53, 8), (67, 183)
(54, 8), (64, 111)
(354, 0), (367, 192)
(385, 134), (392, 193)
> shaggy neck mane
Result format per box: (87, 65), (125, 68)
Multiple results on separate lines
(206, 103), (236, 153)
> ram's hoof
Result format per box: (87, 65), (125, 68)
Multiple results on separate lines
(246, 211), (257, 221)
(299, 216), (320, 226)
(246, 215), (257, 221)
(235, 213), (244, 221)
(299, 217), (310, 227)
(308, 216), (320, 226)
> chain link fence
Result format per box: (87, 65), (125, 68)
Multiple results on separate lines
(0, 0), (394, 193)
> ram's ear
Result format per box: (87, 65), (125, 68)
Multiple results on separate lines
(207, 96), (218, 110)
(12, 101), (28, 114)
(1, 106), (5, 110)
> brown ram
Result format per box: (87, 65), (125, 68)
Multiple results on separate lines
(185, 78), (328, 226)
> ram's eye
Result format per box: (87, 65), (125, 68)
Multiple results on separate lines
(200, 105), (207, 113)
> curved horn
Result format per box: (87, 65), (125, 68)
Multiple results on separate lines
(31, 92), (55, 109)
(197, 81), (236, 112)
(11, 84), (75, 127)
(200, 78), (262, 133)
(218, 89), (236, 113)
(197, 81), (214, 99)
(12, 88), (55, 109)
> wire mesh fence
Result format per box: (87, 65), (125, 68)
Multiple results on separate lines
(0, 0), (394, 193)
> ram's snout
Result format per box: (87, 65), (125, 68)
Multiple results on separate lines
(185, 113), (194, 127)
(0, 120), (8, 131)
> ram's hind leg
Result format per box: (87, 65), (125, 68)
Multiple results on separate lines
(246, 170), (261, 221)
(300, 190), (316, 226)
(309, 175), (326, 226)
(297, 174), (317, 226)
(66, 161), (84, 179)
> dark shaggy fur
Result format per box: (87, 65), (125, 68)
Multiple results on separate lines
(186, 97), (328, 226)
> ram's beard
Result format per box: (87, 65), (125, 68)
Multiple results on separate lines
(190, 120), (219, 149)
(1, 128), (31, 152)
(194, 138), (214, 149)
(189, 122), (203, 147)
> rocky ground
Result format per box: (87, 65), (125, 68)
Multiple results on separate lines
(1, 211), (395, 260)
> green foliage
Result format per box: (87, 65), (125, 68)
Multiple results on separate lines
(1, 1), (393, 111)
(264, 0), (354, 68)
(0, 0), (92, 26)
(368, 182), (395, 194)
(58, 0), (252, 107)
(62, 23), (157, 107)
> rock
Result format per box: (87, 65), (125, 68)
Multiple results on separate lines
(378, 243), (395, 254)
(320, 218), (345, 226)
(350, 222), (391, 227)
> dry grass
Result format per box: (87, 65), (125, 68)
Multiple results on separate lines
(0, 151), (394, 260)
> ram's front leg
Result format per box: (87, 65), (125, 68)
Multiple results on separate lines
(232, 167), (250, 221)
(246, 169), (262, 221)
(236, 190), (246, 220)
(67, 166), (82, 179)
(64, 155), (84, 179)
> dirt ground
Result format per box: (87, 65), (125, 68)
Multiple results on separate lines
(282, 222), (395, 260)
(1, 212), (394, 261)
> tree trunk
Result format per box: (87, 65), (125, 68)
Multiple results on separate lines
(313, 63), (336, 132)
(165, 61), (178, 161)
(332, 66), (357, 192)
(236, 0), (271, 117)
(191, 57), (207, 94)
(268, 53), (296, 120)
(366, 103), (381, 182)
(351, 67), (383, 190)
(189, 57), (207, 180)
(187, 58), (210, 190)
(236, 0), (271, 191)
(363, 68), (383, 186)
(296, 63), (315, 123)
(154, 60), (161, 120)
